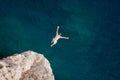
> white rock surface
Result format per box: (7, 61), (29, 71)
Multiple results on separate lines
(0, 51), (55, 80)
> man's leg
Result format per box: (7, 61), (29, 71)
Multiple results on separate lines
(51, 42), (56, 47)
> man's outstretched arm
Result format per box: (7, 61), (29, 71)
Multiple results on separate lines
(60, 36), (69, 39)
(56, 26), (60, 35)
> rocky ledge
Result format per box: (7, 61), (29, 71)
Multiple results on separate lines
(0, 51), (55, 80)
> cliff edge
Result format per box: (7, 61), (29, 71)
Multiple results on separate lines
(0, 51), (55, 80)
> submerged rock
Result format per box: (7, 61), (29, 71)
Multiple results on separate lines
(0, 51), (55, 80)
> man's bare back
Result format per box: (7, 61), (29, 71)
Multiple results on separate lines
(51, 26), (69, 47)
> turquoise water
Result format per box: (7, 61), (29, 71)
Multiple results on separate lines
(0, 0), (120, 80)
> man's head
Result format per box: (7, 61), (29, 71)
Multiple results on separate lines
(59, 33), (62, 36)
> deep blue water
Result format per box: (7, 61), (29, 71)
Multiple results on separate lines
(0, 0), (120, 80)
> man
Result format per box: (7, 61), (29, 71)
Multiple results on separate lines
(51, 26), (69, 47)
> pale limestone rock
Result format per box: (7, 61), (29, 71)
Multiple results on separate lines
(0, 51), (55, 80)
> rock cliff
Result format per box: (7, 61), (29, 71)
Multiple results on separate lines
(0, 51), (55, 80)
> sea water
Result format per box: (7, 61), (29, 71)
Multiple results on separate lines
(0, 0), (120, 80)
